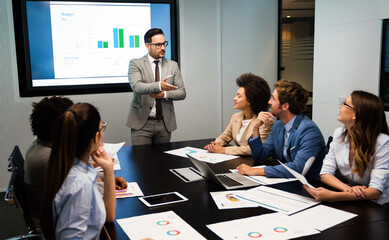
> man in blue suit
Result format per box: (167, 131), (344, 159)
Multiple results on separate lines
(237, 80), (326, 180)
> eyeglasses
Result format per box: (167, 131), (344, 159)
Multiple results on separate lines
(148, 41), (168, 48)
(100, 121), (107, 132)
(341, 101), (355, 110)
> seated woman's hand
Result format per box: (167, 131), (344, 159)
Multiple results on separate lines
(206, 143), (225, 153)
(303, 185), (333, 201)
(204, 142), (221, 151)
(91, 148), (113, 171)
(348, 185), (368, 198)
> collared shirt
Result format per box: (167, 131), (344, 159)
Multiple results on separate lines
(283, 116), (296, 161)
(320, 127), (389, 205)
(147, 54), (166, 117)
(53, 159), (106, 239)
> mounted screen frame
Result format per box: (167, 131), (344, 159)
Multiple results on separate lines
(380, 19), (389, 111)
(13, 0), (179, 97)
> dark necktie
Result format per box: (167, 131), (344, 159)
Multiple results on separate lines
(154, 60), (162, 119)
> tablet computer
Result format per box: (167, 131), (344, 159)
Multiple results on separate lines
(139, 192), (188, 207)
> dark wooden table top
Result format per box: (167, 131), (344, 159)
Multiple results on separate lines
(105, 139), (389, 240)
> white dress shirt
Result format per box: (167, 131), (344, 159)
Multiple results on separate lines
(320, 127), (389, 205)
(147, 54), (165, 118)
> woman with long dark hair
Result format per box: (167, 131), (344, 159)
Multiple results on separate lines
(305, 91), (389, 205)
(40, 103), (116, 239)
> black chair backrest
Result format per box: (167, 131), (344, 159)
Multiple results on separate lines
(5, 146), (38, 233)
(326, 136), (333, 153)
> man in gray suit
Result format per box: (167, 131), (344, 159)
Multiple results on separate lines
(126, 28), (186, 145)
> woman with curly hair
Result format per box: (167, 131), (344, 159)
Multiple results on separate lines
(204, 73), (273, 155)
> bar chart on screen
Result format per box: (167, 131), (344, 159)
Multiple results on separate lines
(97, 28), (141, 49)
(49, 2), (150, 80)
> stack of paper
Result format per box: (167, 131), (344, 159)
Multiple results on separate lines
(165, 146), (239, 163)
(289, 205), (357, 231)
(117, 211), (206, 240)
(115, 182), (143, 199)
(210, 191), (259, 209)
(210, 185), (319, 214)
(207, 205), (357, 239)
(207, 212), (320, 240)
(235, 186), (319, 215)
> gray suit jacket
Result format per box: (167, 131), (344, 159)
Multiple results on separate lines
(126, 54), (186, 132)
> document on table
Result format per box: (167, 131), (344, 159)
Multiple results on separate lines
(95, 142), (125, 171)
(289, 205), (357, 231)
(115, 182), (143, 198)
(236, 186), (319, 215)
(207, 212), (320, 240)
(165, 147), (207, 158)
(164, 146), (239, 163)
(230, 166), (297, 185)
(117, 210), (206, 240)
(210, 190), (260, 209)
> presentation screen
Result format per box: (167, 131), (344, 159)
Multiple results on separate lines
(13, 0), (178, 97)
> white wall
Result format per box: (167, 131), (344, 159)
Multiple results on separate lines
(176, 0), (221, 140)
(0, 0), (278, 191)
(313, 0), (389, 140)
(221, 0), (278, 127)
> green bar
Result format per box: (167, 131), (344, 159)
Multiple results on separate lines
(103, 42), (108, 48)
(135, 35), (140, 48)
(119, 29), (124, 48)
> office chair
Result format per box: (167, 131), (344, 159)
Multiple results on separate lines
(5, 146), (41, 239)
(326, 136), (333, 153)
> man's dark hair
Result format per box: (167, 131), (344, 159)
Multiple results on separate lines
(236, 73), (271, 114)
(30, 96), (74, 143)
(275, 79), (308, 115)
(144, 28), (164, 44)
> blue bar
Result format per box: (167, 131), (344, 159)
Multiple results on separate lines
(97, 41), (103, 48)
(129, 35), (135, 48)
(113, 28), (119, 48)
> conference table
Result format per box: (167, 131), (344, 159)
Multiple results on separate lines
(104, 139), (389, 239)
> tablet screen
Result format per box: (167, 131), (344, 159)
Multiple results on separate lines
(139, 192), (188, 207)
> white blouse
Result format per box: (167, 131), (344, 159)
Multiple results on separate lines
(236, 119), (252, 146)
(320, 127), (389, 205)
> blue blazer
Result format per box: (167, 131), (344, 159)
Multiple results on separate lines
(248, 115), (326, 180)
